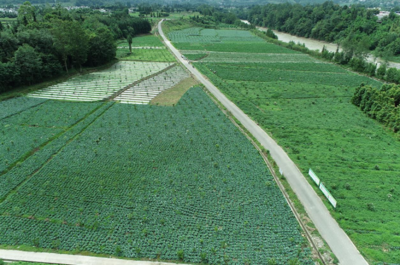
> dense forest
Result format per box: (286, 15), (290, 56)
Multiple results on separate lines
(0, 2), (151, 93)
(244, 2), (400, 59)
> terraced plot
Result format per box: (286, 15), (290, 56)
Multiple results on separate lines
(28, 62), (172, 102)
(173, 27), (400, 264)
(0, 88), (313, 265)
(114, 65), (189, 104)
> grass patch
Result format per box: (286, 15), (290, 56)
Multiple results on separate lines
(162, 19), (195, 36)
(183, 53), (208, 61)
(118, 48), (176, 62)
(386, 55), (400, 64)
(150, 76), (199, 106)
(117, 35), (165, 48)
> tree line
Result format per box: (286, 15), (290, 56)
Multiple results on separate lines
(0, 1), (151, 93)
(352, 83), (400, 135)
(244, 1), (400, 60)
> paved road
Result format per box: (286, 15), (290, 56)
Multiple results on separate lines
(158, 20), (369, 265)
(0, 249), (181, 265)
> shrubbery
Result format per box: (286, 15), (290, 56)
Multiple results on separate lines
(352, 83), (400, 133)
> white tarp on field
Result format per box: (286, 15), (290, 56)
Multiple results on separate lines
(28, 61), (172, 102)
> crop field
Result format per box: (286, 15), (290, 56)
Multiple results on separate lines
(181, 51), (208, 61)
(172, 27), (400, 263)
(119, 48), (176, 62)
(169, 28), (264, 43)
(117, 35), (165, 48)
(0, 87), (313, 264)
(28, 62), (173, 102)
(0, 98), (104, 176)
(200, 53), (319, 64)
(117, 35), (175, 62)
(115, 65), (189, 104)
(168, 27), (298, 53)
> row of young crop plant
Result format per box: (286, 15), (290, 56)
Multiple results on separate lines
(115, 65), (189, 104)
(0, 102), (111, 202)
(168, 28), (264, 43)
(0, 87), (313, 265)
(0, 97), (47, 121)
(199, 52), (318, 64)
(120, 48), (176, 62)
(117, 35), (166, 48)
(174, 41), (301, 54)
(0, 100), (103, 176)
(195, 63), (382, 88)
(28, 62), (172, 102)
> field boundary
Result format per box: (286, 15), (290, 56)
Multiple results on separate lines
(108, 63), (176, 101)
(204, 87), (328, 264)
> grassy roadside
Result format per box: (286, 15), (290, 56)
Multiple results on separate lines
(150, 76), (199, 106)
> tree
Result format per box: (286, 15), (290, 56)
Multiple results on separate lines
(127, 33), (133, 53)
(18, 1), (36, 25)
(14, 44), (42, 85)
(386, 68), (400, 83)
(376, 64), (387, 80)
(86, 27), (116, 66)
(0, 62), (15, 92)
(0, 32), (19, 63)
(51, 20), (89, 73)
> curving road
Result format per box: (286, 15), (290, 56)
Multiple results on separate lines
(158, 20), (369, 265)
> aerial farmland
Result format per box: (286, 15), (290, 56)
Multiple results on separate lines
(0, 33), (314, 264)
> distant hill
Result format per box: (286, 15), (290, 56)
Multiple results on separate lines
(0, 0), (345, 6)
(0, 0), (398, 8)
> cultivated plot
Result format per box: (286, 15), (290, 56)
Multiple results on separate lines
(199, 52), (318, 63)
(168, 27), (264, 43)
(119, 48), (176, 62)
(0, 88), (313, 265)
(0, 99), (103, 179)
(28, 62), (172, 102)
(0, 97), (47, 120)
(169, 27), (298, 54)
(114, 65), (189, 104)
(117, 35), (165, 48)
